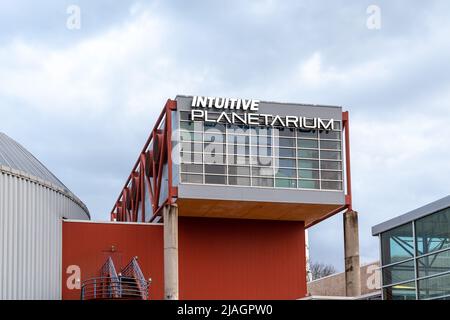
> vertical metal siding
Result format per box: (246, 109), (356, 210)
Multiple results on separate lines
(0, 171), (88, 300)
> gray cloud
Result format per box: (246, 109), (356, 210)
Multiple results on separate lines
(1, 0), (449, 270)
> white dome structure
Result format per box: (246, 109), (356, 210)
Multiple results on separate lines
(0, 132), (89, 299)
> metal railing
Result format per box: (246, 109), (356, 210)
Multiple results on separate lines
(81, 256), (151, 300)
(81, 276), (150, 300)
(121, 256), (150, 300)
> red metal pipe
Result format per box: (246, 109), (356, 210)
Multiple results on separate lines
(342, 111), (353, 211)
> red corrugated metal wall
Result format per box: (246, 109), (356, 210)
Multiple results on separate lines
(62, 221), (164, 300)
(178, 217), (307, 300)
(62, 218), (306, 300)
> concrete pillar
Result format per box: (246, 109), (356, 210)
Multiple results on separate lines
(163, 204), (179, 300)
(343, 210), (361, 297)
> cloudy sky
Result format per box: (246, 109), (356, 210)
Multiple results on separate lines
(1, 0), (449, 270)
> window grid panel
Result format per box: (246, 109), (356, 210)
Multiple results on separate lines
(179, 116), (343, 191)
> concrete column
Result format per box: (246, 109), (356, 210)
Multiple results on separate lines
(163, 204), (179, 300)
(343, 210), (361, 297)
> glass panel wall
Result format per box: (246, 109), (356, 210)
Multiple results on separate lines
(381, 223), (414, 265)
(415, 208), (450, 255)
(380, 206), (450, 300)
(178, 110), (344, 190)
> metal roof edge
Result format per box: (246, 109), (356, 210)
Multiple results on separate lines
(372, 195), (450, 236)
(0, 164), (90, 219)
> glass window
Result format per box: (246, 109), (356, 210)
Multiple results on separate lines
(418, 273), (450, 300)
(297, 139), (318, 149)
(276, 138), (295, 148)
(204, 122), (225, 132)
(333, 121), (341, 130)
(275, 127), (295, 137)
(298, 180), (320, 189)
(180, 121), (202, 131)
(228, 176), (250, 186)
(320, 150), (342, 160)
(228, 165), (250, 176)
(253, 135), (272, 146)
(228, 144), (249, 156)
(276, 148), (296, 158)
(181, 173), (203, 184)
(252, 166), (274, 177)
(227, 135), (250, 145)
(180, 131), (203, 142)
(298, 169), (319, 179)
(320, 160), (342, 170)
(382, 260), (415, 286)
(229, 155), (250, 165)
(320, 140), (341, 150)
(320, 130), (341, 140)
(205, 175), (226, 185)
(298, 160), (319, 169)
(381, 223), (414, 265)
(227, 124), (250, 134)
(250, 127), (272, 136)
(181, 142), (203, 153)
(275, 179), (297, 188)
(417, 249), (450, 278)
(415, 208), (450, 256)
(321, 181), (342, 190)
(278, 158), (296, 168)
(181, 164), (203, 174)
(276, 168), (296, 178)
(321, 171), (342, 180)
(252, 177), (274, 187)
(251, 145), (272, 157)
(180, 152), (203, 164)
(298, 129), (318, 138)
(204, 133), (225, 143)
(203, 153), (226, 165)
(383, 282), (416, 300)
(180, 111), (191, 121)
(251, 156), (273, 167)
(204, 142), (226, 154)
(205, 164), (226, 175)
(298, 149), (319, 159)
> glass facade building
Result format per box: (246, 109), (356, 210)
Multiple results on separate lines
(178, 110), (343, 191)
(372, 196), (450, 300)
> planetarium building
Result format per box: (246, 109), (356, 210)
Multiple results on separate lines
(0, 133), (89, 299)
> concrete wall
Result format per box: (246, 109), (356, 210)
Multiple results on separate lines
(307, 262), (381, 297)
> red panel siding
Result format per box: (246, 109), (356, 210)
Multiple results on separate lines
(178, 217), (307, 300)
(62, 221), (164, 300)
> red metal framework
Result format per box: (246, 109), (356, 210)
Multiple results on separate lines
(111, 99), (177, 222)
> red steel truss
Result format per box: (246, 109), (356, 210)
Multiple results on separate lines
(111, 99), (177, 222)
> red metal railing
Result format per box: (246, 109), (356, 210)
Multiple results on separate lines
(110, 99), (177, 223)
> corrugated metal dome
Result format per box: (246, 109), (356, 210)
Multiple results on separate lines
(0, 132), (89, 217)
(1, 132), (90, 299)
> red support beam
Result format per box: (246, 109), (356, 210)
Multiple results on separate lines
(342, 111), (353, 211)
(110, 99), (177, 222)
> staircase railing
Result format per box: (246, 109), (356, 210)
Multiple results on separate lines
(121, 256), (149, 300)
(81, 256), (150, 300)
